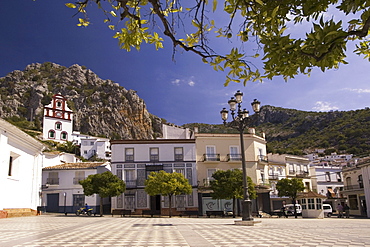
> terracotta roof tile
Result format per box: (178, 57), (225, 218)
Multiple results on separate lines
(43, 162), (108, 170)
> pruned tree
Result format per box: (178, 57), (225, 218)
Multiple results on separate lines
(210, 169), (256, 217)
(79, 171), (126, 216)
(276, 178), (305, 218)
(144, 170), (192, 217)
(65, 0), (370, 84)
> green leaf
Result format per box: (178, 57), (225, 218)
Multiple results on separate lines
(65, 3), (76, 8)
(213, 0), (218, 12)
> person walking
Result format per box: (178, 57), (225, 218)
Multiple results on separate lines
(344, 204), (350, 218)
(337, 204), (344, 218)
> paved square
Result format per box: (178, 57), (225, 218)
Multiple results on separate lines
(1, 215), (370, 246)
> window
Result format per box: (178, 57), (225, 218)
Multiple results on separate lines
(84, 150), (87, 154)
(174, 147), (183, 161)
(316, 198), (322, 210)
(125, 170), (136, 188)
(174, 168), (185, 176)
(55, 122), (62, 130)
(74, 171), (85, 184)
(47, 172), (59, 185)
(296, 165), (301, 174)
(308, 198), (315, 209)
(348, 195), (359, 210)
(205, 146), (218, 161)
(229, 146), (241, 161)
(48, 130), (55, 139)
(8, 156), (13, 176)
(325, 172), (331, 182)
(125, 148), (134, 162)
(305, 182), (310, 191)
(124, 194), (135, 210)
(61, 131), (68, 140)
(303, 165), (308, 172)
(90, 141), (94, 145)
(150, 148), (159, 162)
(289, 164), (295, 174)
(56, 100), (63, 109)
(301, 199), (307, 210)
(204, 168), (216, 186)
(346, 177), (352, 187)
(73, 194), (85, 207)
(358, 175), (364, 188)
(336, 172), (342, 182)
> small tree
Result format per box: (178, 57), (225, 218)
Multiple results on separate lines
(276, 178), (305, 218)
(79, 171), (126, 216)
(145, 170), (192, 217)
(210, 169), (256, 217)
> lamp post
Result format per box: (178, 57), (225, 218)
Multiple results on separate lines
(220, 90), (260, 222)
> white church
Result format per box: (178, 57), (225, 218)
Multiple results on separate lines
(43, 94), (74, 143)
(42, 94), (111, 160)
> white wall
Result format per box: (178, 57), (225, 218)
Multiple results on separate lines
(0, 119), (44, 210)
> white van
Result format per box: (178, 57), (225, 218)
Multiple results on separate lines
(322, 204), (333, 217)
(284, 204), (302, 216)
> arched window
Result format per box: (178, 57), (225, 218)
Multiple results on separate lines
(61, 131), (68, 140)
(55, 122), (62, 130)
(48, 130), (55, 139)
(56, 100), (63, 109)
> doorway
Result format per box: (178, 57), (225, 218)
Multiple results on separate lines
(150, 195), (161, 214)
(46, 193), (59, 212)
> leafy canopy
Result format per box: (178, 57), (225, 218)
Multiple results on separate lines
(276, 178), (305, 200)
(79, 171), (126, 198)
(145, 170), (192, 196)
(66, 0), (370, 85)
(210, 169), (256, 200)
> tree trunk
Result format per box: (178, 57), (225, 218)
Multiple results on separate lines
(232, 197), (236, 218)
(100, 196), (104, 217)
(169, 195), (172, 218)
(292, 198), (297, 218)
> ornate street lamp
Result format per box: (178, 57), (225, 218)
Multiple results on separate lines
(220, 90), (261, 222)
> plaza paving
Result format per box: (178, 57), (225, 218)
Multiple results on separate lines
(1, 214), (370, 247)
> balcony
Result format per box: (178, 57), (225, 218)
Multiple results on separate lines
(125, 180), (137, 188)
(125, 155), (134, 162)
(296, 171), (309, 178)
(227, 154), (242, 162)
(203, 153), (220, 162)
(150, 155), (159, 162)
(46, 177), (59, 185)
(344, 184), (364, 191)
(73, 177), (85, 184)
(258, 155), (268, 162)
(174, 154), (183, 162)
(268, 174), (279, 180)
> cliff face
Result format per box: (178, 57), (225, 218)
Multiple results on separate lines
(0, 62), (162, 139)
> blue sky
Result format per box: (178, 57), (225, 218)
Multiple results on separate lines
(1, 0), (370, 125)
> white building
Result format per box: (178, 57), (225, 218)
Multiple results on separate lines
(267, 153), (312, 210)
(43, 94), (73, 143)
(110, 139), (198, 216)
(41, 162), (111, 214)
(0, 118), (45, 217)
(80, 137), (111, 160)
(311, 162), (344, 206)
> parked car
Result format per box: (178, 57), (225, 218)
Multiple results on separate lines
(323, 204), (333, 217)
(284, 204), (302, 216)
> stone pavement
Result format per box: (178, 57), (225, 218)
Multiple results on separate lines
(1, 214), (370, 247)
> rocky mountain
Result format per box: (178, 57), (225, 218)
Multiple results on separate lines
(0, 62), (163, 139)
